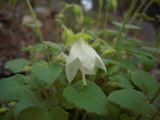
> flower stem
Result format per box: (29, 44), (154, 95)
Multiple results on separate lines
(81, 65), (87, 86)
(26, 0), (44, 42)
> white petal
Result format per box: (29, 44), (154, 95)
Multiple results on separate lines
(95, 57), (106, 72)
(66, 58), (81, 83)
(70, 39), (96, 74)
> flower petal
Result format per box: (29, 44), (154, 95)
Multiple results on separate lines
(66, 58), (81, 83)
(70, 39), (96, 73)
(95, 57), (106, 72)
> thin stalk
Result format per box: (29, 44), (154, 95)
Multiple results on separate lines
(143, 0), (155, 13)
(114, 0), (138, 48)
(27, 89), (45, 112)
(26, 0), (44, 42)
(97, 0), (103, 27)
(81, 65), (87, 86)
(74, 109), (79, 120)
(149, 87), (160, 104)
(104, 6), (109, 27)
(156, 28), (160, 48)
(129, 0), (146, 23)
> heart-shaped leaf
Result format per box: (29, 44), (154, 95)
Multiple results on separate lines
(0, 75), (37, 114)
(5, 58), (31, 73)
(63, 81), (107, 114)
(31, 61), (62, 86)
(108, 89), (156, 114)
(17, 107), (45, 120)
(131, 71), (160, 96)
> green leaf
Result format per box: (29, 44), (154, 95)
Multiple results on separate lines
(134, 54), (157, 70)
(47, 107), (68, 120)
(113, 21), (141, 30)
(131, 71), (160, 96)
(43, 41), (61, 53)
(108, 89), (156, 114)
(142, 47), (160, 54)
(63, 81), (107, 114)
(0, 75), (37, 113)
(107, 65), (120, 75)
(109, 75), (133, 89)
(17, 107), (45, 120)
(31, 61), (62, 86)
(128, 48), (153, 58)
(5, 58), (31, 73)
(103, 59), (136, 71)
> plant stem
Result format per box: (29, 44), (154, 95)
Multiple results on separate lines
(149, 87), (160, 104)
(114, 0), (138, 48)
(26, 0), (44, 42)
(97, 0), (103, 28)
(81, 65), (87, 86)
(104, 6), (109, 27)
(143, 0), (155, 13)
(129, 0), (146, 23)
(156, 28), (160, 48)
(74, 109), (79, 120)
(27, 89), (45, 112)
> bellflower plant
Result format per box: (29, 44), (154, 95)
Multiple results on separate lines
(66, 39), (106, 86)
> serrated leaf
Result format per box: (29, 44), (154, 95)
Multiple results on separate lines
(17, 107), (45, 120)
(63, 81), (107, 114)
(5, 58), (31, 73)
(31, 61), (62, 86)
(108, 89), (156, 114)
(0, 75), (37, 114)
(131, 71), (160, 96)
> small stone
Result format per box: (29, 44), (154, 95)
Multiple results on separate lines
(35, 6), (51, 17)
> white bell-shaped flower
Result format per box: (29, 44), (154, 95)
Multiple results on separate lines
(66, 39), (106, 84)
